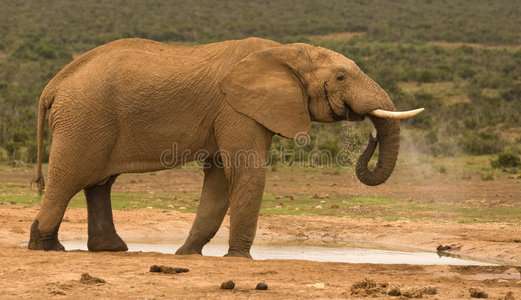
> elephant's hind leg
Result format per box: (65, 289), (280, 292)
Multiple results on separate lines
(28, 178), (82, 251)
(28, 219), (64, 251)
(84, 175), (128, 252)
(176, 160), (229, 255)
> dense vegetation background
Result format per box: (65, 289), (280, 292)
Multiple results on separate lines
(0, 0), (520, 164)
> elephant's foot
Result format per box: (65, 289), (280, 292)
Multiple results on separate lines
(175, 244), (202, 255)
(224, 250), (252, 259)
(87, 232), (128, 252)
(28, 220), (65, 251)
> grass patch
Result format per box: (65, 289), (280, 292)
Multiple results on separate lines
(0, 185), (201, 214)
(1, 163), (519, 225)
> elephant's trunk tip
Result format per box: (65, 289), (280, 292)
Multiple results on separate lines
(355, 117), (400, 186)
(355, 133), (381, 186)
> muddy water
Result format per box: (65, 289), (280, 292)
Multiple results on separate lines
(60, 237), (497, 266)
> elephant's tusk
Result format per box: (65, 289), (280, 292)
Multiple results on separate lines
(368, 108), (424, 119)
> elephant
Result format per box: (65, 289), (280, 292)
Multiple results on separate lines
(28, 37), (423, 258)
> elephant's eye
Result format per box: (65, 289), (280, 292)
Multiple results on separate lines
(336, 75), (345, 81)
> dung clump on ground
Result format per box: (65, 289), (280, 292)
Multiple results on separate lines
(350, 278), (388, 296)
(402, 286), (424, 298)
(351, 279), (437, 298)
(422, 285), (437, 295)
(221, 280), (235, 289)
(80, 273), (106, 284)
(149, 265), (189, 274)
(469, 287), (488, 298)
(436, 244), (452, 252)
(256, 282), (268, 290)
(387, 284), (401, 296)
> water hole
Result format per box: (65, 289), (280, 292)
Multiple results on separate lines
(59, 237), (505, 266)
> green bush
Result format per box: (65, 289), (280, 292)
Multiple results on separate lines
(491, 152), (521, 169)
(417, 70), (435, 83)
(458, 67), (476, 79)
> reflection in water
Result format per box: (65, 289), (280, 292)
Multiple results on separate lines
(60, 237), (497, 266)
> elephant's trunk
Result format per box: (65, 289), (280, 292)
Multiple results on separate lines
(355, 115), (400, 186)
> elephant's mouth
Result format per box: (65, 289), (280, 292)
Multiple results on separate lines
(345, 104), (365, 122)
(324, 83), (364, 122)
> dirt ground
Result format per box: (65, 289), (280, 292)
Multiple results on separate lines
(1, 164), (520, 299)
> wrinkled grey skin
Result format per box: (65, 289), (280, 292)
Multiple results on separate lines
(29, 37), (399, 258)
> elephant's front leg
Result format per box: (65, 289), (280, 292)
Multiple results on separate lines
(84, 175), (128, 252)
(213, 110), (273, 258)
(224, 167), (267, 259)
(176, 160), (230, 255)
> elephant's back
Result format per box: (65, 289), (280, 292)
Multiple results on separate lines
(46, 37), (283, 119)
(49, 37), (281, 91)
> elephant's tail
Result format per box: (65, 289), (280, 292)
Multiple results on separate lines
(31, 88), (54, 196)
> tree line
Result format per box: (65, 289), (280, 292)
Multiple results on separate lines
(1, 0), (520, 163)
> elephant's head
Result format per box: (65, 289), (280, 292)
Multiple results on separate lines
(221, 42), (423, 186)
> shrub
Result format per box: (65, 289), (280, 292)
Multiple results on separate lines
(491, 152), (521, 169)
(480, 173), (494, 181)
(458, 67), (476, 79)
(417, 70), (435, 83)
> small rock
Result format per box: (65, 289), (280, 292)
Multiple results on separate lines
(469, 287), (488, 298)
(179, 207), (186, 210)
(80, 273), (106, 284)
(330, 204), (339, 209)
(315, 205), (323, 209)
(330, 183), (337, 187)
(320, 200), (326, 204)
(402, 286), (423, 298)
(256, 282), (268, 290)
(221, 280), (235, 289)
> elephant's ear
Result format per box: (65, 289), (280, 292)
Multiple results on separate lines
(221, 46), (311, 139)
